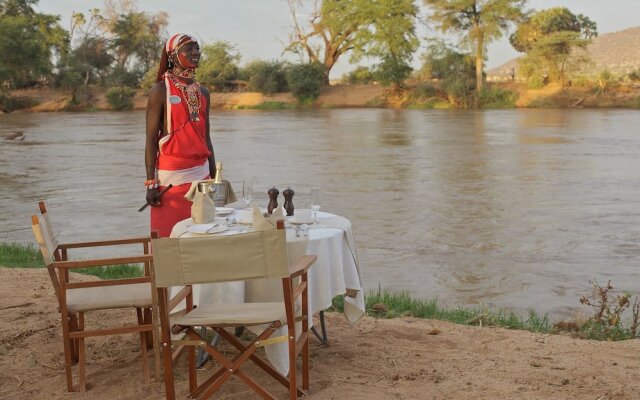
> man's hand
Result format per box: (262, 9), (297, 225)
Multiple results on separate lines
(146, 188), (161, 206)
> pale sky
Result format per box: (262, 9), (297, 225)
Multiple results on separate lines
(36, 0), (640, 79)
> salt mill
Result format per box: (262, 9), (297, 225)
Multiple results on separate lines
(282, 187), (295, 216)
(267, 187), (279, 214)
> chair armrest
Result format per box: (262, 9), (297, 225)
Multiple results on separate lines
(288, 255), (316, 278)
(52, 255), (153, 269)
(168, 286), (192, 312)
(58, 236), (151, 250)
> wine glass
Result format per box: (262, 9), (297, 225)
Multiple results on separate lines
(242, 179), (254, 208)
(310, 187), (321, 224)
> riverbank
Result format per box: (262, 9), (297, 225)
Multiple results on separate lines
(5, 82), (640, 112)
(2, 266), (640, 399)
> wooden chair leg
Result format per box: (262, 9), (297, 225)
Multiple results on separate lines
(78, 313), (86, 392)
(144, 308), (154, 349)
(60, 314), (75, 392)
(136, 308), (151, 384)
(68, 314), (79, 364)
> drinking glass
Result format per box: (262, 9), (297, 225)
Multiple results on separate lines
(242, 179), (254, 207)
(310, 187), (321, 224)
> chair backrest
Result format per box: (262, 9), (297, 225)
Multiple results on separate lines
(151, 229), (289, 288)
(31, 213), (58, 265)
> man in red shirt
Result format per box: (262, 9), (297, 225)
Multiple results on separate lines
(144, 34), (216, 237)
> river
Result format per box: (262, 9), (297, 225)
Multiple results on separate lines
(1, 108), (639, 319)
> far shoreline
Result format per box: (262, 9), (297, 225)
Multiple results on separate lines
(4, 82), (640, 113)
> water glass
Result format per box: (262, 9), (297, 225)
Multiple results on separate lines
(242, 179), (254, 207)
(310, 187), (321, 224)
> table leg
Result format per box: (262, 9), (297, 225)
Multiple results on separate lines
(195, 327), (220, 368)
(310, 310), (328, 345)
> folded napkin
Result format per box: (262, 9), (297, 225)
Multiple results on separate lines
(252, 206), (284, 231)
(184, 181), (215, 224)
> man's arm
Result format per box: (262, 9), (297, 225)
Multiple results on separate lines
(145, 81), (165, 206)
(202, 86), (216, 179)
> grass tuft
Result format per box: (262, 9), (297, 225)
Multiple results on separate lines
(0, 243), (142, 279)
(331, 287), (552, 334)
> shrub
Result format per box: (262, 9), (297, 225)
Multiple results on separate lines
(105, 86), (136, 110)
(579, 280), (640, 341)
(628, 69), (640, 82)
(527, 73), (546, 89)
(343, 66), (375, 85)
(140, 62), (159, 93)
(106, 66), (143, 88)
(411, 83), (438, 100)
(286, 62), (326, 103)
(478, 87), (518, 108)
(241, 60), (289, 94)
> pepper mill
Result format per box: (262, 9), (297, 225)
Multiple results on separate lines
(267, 187), (279, 214)
(283, 187), (295, 216)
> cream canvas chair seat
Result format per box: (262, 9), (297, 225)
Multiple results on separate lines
(66, 282), (153, 313)
(172, 302), (287, 327)
(152, 222), (316, 400)
(31, 201), (160, 392)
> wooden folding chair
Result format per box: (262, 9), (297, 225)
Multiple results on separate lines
(31, 201), (160, 392)
(151, 226), (316, 400)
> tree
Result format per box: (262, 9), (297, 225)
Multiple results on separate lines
(107, 10), (167, 71)
(0, 0), (69, 87)
(196, 41), (241, 92)
(367, 0), (419, 89)
(285, 0), (418, 82)
(424, 0), (527, 94)
(510, 7), (597, 88)
(420, 38), (476, 107)
(509, 7), (597, 52)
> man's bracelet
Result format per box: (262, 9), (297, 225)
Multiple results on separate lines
(145, 179), (158, 190)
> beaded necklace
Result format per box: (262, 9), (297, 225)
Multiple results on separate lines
(167, 73), (201, 122)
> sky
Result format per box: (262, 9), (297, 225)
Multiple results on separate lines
(35, 0), (640, 79)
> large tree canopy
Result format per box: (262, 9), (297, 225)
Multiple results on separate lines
(0, 0), (68, 87)
(285, 0), (418, 82)
(509, 7), (597, 52)
(510, 7), (597, 88)
(424, 0), (527, 93)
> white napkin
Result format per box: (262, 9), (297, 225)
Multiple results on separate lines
(184, 180), (215, 223)
(252, 206), (284, 231)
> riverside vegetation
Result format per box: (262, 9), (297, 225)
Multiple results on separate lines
(3, 0), (640, 112)
(4, 242), (639, 342)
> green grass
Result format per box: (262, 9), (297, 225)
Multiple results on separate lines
(0, 242), (142, 279)
(331, 287), (552, 334)
(236, 101), (295, 110)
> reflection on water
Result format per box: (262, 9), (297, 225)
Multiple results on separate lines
(2, 108), (640, 319)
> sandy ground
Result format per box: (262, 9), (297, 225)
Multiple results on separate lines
(2, 267), (640, 400)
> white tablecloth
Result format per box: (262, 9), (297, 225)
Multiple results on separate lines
(169, 210), (365, 374)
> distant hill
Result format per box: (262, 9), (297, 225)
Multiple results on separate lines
(488, 26), (640, 80)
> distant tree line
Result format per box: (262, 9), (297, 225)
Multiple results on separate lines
(2, 0), (624, 109)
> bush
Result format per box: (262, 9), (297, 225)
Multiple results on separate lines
(628, 69), (640, 82)
(240, 60), (289, 94)
(478, 87), (518, 108)
(411, 83), (438, 100)
(527, 73), (547, 89)
(0, 94), (38, 112)
(286, 62), (326, 103)
(105, 86), (136, 110)
(140, 62), (159, 93)
(343, 66), (375, 85)
(106, 66), (143, 88)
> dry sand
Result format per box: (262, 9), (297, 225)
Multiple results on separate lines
(2, 267), (640, 400)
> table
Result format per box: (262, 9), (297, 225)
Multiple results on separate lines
(169, 210), (365, 374)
